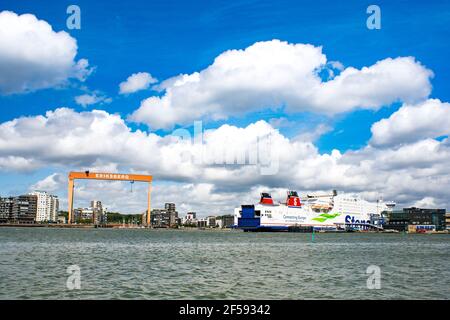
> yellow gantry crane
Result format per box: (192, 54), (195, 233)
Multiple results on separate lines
(67, 171), (153, 226)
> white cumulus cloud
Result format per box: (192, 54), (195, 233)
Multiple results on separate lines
(119, 72), (157, 94)
(130, 40), (433, 129)
(75, 93), (112, 107)
(413, 197), (438, 208)
(0, 11), (93, 95)
(30, 173), (65, 192)
(2, 107), (450, 213)
(370, 99), (450, 147)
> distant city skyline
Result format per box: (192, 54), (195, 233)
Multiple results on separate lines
(1, 1), (450, 216)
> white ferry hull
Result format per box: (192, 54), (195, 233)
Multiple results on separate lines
(234, 193), (390, 232)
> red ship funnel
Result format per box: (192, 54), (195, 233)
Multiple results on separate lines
(260, 192), (274, 205)
(286, 190), (301, 207)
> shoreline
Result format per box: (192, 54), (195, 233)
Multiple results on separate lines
(0, 224), (448, 234)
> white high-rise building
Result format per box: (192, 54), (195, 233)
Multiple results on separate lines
(29, 191), (59, 222)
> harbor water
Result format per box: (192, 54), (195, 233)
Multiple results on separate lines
(0, 228), (449, 299)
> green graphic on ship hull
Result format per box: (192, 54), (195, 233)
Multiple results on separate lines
(312, 213), (341, 223)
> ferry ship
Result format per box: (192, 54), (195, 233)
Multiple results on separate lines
(234, 190), (395, 231)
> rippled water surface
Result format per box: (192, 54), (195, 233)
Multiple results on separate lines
(0, 228), (449, 299)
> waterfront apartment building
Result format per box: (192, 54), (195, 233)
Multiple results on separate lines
(0, 195), (37, 224)
(206, 216), (216, 227)
(182, 212), (197, 226)
(186, 212), (196, 220)
(150, 209), (169, 227)
(216, 215), (235, 228)
(91, 200), (107, 224)
(181, 214), (234, 228)
(446, 213), (450, 231)
(197, 218), (207, 228)
(150, 209), (177, 227)
(73, 200), (106, 224)
(149, 203), (179, 228)
(0, 197), (13, 222)
(384, 207), (446, 231)
(164, 203), (176, 212)
(29, 191), (59, 222)
(73, 208), (94, 222)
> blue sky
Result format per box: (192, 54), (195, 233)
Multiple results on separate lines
(1, 0), (450, 213)
(2, 0), (450, 136)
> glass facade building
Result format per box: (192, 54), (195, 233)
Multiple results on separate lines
(384, 207), (446, 231)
